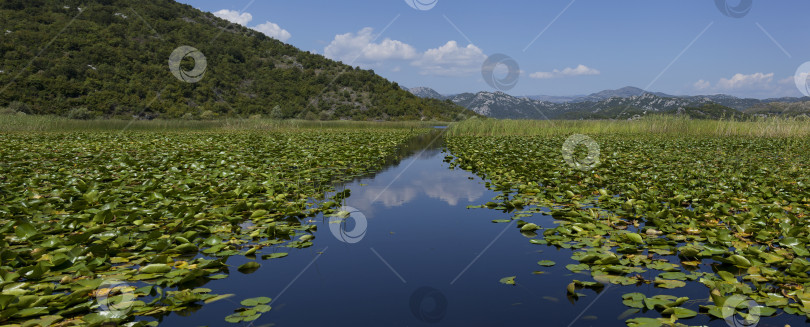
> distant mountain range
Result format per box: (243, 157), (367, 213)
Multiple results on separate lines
(405, 86), (810, 119)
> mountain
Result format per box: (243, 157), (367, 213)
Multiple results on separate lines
(523, 87), (810, 110)
(679, 95), (810, 111)
(0, 0), (474, 121)
(404, 84), (810, 119)
(576, 86), (673, 102)
(450, 92), (549, 119)
(524, 87), (671, 104)
(524, 95), (583, 103)
(446, 91), (745, 120)
(405, 87), (446, 100)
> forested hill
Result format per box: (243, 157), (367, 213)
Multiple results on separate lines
(0, 0), (473, 121)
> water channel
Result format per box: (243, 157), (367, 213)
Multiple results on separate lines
(160, 132), (805, 327)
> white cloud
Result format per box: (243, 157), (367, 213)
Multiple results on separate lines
(213, 9), (291, 42)
(530, 64), (600, 79)
(694, 79), (711, 90)
(717, 72), (774, 90)
(213, 9), (252, 26)
(693, 72), (801, 98)
(411, 41), (487, 76)
(253, 21), (291, 42)
(323, 28), (486, 76)
(324, 28), (418, 65)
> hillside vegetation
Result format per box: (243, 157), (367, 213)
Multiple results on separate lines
(0, 0), (473, 121)
(745, 101), (810, 117)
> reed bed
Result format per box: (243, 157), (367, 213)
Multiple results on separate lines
(0, 115), (445, 132)
(447, 115), (810, 137)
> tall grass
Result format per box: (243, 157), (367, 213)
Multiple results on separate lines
(448, 115), (810, 137)
(0, 115), (446, 132)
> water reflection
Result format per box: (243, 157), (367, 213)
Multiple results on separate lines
(337, 131), (485, 215)
(353, 169), (486, 209)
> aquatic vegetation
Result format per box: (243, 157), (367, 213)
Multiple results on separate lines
(0, 129), (422, 326)
(446, 133), (810, 326)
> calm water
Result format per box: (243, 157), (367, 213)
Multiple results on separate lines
(158, 135), (806, 327)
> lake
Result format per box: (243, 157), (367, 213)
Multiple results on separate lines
(158, 132), (806, 327)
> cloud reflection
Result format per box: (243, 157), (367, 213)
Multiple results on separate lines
(350, 168), (486, 215)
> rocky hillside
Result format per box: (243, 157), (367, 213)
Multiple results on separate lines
(0, 0), (474, 121)
(407, 86), (809, 119)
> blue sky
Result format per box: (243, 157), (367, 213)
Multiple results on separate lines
(178, 0), (810, 99)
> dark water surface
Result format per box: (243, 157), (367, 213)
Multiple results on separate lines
(159, 135), (806, 327)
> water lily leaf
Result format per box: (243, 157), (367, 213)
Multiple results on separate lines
(537, 260), (556, 267)
(658, 272), (687, 281)
(14, 306), (49, 318)
(520, 223), (540, 231)
(172, 243), (199, 253)
(717, 270), (736, 282)
(626, 317), (664, 327)
(253, 304), (272, 313)
(764, 293), (787, 306)
(661, 306), (696, 318)
(654, 279), (686, 289)
(237, 262), (261, 274)
(262, 252), (288, 260)
(225, 314), (244, 323)
(622, 293), (646, 308)
(566, 264), (589, 273)
(499, 276), (516, 285)
(727, 254), (751, 268)
(140, 264), (172, 274)
(625, 233), (643, 245)
(566, 282), (576, 295)
(14, 222), (38, 240)
(204, 294), (235, 304)
(241, 297), (272, 306)
(251, 210), (268, 218)
(204, 236), (224, 246)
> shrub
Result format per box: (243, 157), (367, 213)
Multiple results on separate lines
(199, 110), (216, 120)
(7, 101), (31, 114)
(67, 107), (94, 120)
(269, 105), (283, 119)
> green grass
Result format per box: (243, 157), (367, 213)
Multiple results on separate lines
(448, 115), (810, 137)
(0, 114), (447, 132)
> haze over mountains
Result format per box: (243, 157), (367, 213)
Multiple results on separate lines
(405, 86), (810, 119)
